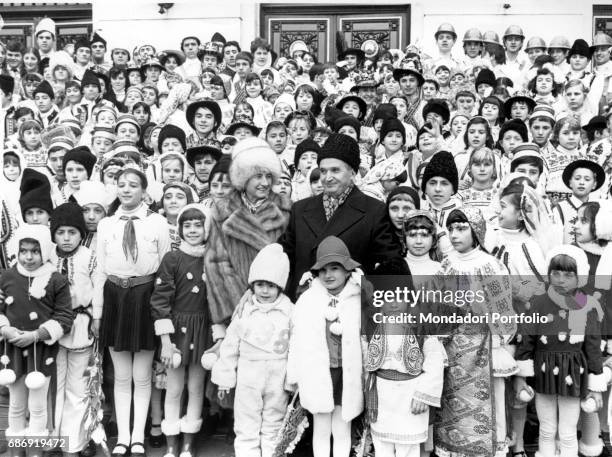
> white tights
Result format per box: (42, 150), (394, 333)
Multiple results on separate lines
(109, 348), (154, 446)
(313, 406), (351, 457)
(164, 364), (206, 428)
(535, 393), (580, 457)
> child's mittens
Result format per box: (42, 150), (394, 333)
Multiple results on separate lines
(581, 395), (599, 413)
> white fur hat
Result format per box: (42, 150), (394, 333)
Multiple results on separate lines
(594, 200), (612, 241)
(229, 137), (282, 191)
(48, 51), (75, 78)
(248, 243), (290, 290)
(35, 18), (56, 37)
(545, 244), (590, 287)
(72, 181), (113, 212)
(15, 224), (54, 264)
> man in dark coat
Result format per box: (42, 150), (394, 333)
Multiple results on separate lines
(280, 133), (401, 298)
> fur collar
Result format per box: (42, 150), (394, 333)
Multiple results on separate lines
(179, 240), (206, 258)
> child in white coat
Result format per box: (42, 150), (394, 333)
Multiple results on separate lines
(212, 243), (293, 457)
(287, 236), (364, 457)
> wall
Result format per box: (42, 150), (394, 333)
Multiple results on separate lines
(91, 0), (605, 55)
(91, 0), (246, 53)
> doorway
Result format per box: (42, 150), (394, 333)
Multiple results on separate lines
(260, 3), (411, 62)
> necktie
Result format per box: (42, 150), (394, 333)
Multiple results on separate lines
(120, 215), (139, 262)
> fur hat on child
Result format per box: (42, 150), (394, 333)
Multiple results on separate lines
(380, 118), (406, 145)
(421, 151), (458, 193)
(14, 224), (54, 264)
(333, 116), (362, 141)
(247, 243), (290, 289)
(71, 181), (112, 212)
(422, 99), (450, 125)
(294, 139), (321, 170)
(19, 169), (53, 219)
(372, 103), (398, 124)
(229, 137), (282, 191)
(50, 202), (87, 240)
(81, 69), (101, 90)
(545, 244), (590, 288)
(318, 133), (361, 173)
(158, 124), (186, 153)
(311, 236), (361, 271)
(63, 146), (97, 178)
(33, 80), (54, 100)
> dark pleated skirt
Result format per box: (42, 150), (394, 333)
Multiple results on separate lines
(99, 280), (156, 352)
(171, 312), (212, 366)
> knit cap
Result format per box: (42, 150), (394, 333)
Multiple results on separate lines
(158, 124), (187, 152)
(247, 243), (290, 290)
(420, 151), (458, 193)
(317, 133), (360, 173)
(294, 139), (321, 170)
(380, 118), (406, 145)
(50, 202), (87, 240)
(63, 146), (97, 178)
(115, 114), (141, 134)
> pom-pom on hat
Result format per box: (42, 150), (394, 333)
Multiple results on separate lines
(421, 151), (458, 193)
(294, 139), (321, 170)
(63, 146), (97, 178)
(158, 124), (186, 152)
(19, 169), (53, 219)
(311, 236), (360, 271)
(50, 202), (87, 240)
(545, 244), (590, 287)
(229, 137), (282, 191)
(561, 159), (605, 192)
(247, 243), (290, 290)
(318, 133), (361, 173)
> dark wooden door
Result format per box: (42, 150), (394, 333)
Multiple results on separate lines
(261, 4), (410, 62)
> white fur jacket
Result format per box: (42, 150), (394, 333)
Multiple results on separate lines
(286, 274), (364, 421)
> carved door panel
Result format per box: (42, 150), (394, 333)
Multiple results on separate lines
(268, 18), (330, 62)
(339, 16), (403, 57)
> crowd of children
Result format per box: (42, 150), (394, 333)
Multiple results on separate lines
(4, 15), (612, 457)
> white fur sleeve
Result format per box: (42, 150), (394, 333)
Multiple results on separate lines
(40, 319), (64, 345)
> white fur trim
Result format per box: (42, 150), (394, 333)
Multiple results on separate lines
(179, 417), (202, 434)
(578, 438), (604, 457)
(588, 372), (608, 392)
(24, 427), (48, 437)
(545, 244), (590, 287)
(229, 138), (282, 190)
(604, 366), (612, 385)
(4, 428), (25, 438)
(40, 319), (64, 345)
(154, 319), (175, 336)
(211, 324), (226, 341)
(595, 206), (612, 241)
(160, 419), (181, 436)
(516, 359), (534, 377)
(0, 315), (9, 329)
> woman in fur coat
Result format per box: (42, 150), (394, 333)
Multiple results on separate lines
(204, 137), (291, 338)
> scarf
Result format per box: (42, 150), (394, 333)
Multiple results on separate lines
(178, 240), (206, 258)
(322, 185), (353, 221)
(16, 263), (56, 299)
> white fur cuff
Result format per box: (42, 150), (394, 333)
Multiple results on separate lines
(179, 417), (203, 434)
(154, 319), (175, 336)
(588, 372), (608, 392)
(516, 359), (534, 377)
(4, 428), (25, 438)
(604, 366), (612, 385)
(24, 427), (48, 438)
(0, 315), (10, 329)
(211, 324), (226, 341)
(161, 419), (181, 436)
(40, 320), (64, 345)
(579, 438), (604, 457)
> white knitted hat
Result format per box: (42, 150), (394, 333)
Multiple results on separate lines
(15, 224), (54, 264)
(229, 137), (282, 191)
(72, 181), (113, 211)
(248, 243), (290, 289)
